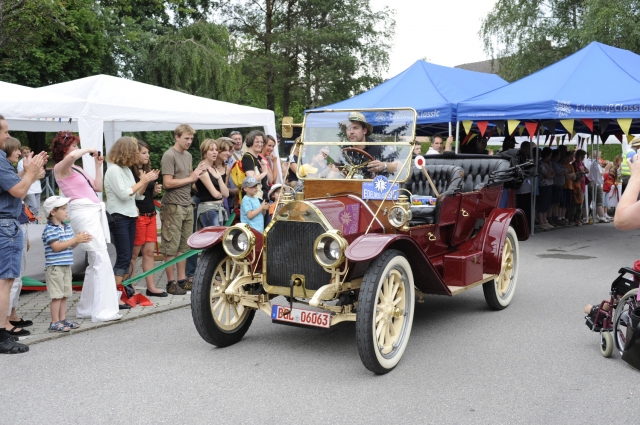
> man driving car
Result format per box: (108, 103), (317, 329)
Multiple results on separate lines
(342, 112), (400, 177)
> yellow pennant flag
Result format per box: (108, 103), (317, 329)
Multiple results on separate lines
(507, 120), (520, 135)
(628, 134), (635, 143)
(560, 119), (574, 135)
(462, 120), (473, 135)
(555, 136), (560, 145)
(618, 118), (632, 134)
(518, 126), (525, 137)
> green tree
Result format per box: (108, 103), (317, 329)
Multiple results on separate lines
(481, 0), (640, 82)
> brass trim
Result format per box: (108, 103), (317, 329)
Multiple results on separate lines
(461, 208), (469, 217)
(222, 224), (255, 259)
(313, 230), (348, 268)
(428, 232), (436, 241)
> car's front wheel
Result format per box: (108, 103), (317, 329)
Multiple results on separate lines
(356, 249), (415, 374)
(191, 246), (255, 347)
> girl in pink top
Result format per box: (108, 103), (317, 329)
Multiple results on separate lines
(52, 132), (121, 323)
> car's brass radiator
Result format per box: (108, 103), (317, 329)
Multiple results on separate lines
(265, 221), (330, 291)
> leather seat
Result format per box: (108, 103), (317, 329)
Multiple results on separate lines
(404, 164), (464, 225)
(422, 154), (511, 192)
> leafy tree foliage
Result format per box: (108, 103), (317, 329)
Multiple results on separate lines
(481, 0), (640, 82)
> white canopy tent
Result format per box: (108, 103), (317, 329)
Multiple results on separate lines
(37, 75), (277, 178)
(0, 81), (87, 136)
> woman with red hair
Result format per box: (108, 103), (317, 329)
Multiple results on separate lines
(52, 132), (121, 323)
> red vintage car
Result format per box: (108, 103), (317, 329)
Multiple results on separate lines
(188, 108), (530, 374)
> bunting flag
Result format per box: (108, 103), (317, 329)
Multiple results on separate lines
(544, 133), (550, 144)
(617, 118), (632, 134)
(580, 118), (594, 133)
(494, 120), (505, 136)
(615, 132), (623, 143)
(628, 135), (635, 143)
(555, 135), (559, 145)
(525, 122), (539, 139)
(598, 119), (610, 135)
(518, 126), (525, 137)
(562, 134), (567, 144)
(507, 120), (520, 136)
(462, 120), (473, 135)
(542, 120), (555, 133)
(462, 132), (477, 145)
(560, 119), (574, 134)
(477, 121), (489, 136)
(486, 128), (496, 139)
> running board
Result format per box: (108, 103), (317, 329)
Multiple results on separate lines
(447, 274), (497, 296)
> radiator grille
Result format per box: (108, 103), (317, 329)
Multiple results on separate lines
(266, 221), (331, 291)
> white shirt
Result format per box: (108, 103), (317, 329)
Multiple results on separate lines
(426, 147), (441, 155)
(104, 164), (144, 217)
(17, 159), (42, 194)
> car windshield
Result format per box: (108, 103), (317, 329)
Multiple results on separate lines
(295, 109), (416, 182)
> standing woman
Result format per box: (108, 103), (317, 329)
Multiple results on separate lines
(104, 137), (158, 306)
(214, 137), (234, 217)
(52, 132), (121, 322)
(263, 135), (279, 186)
(130, 140), (165, 297)
(195, 139), (229, 228)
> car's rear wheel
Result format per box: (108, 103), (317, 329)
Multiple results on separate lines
(483, 226), (519, 310)
(191, 246), (255, 347)
(356, 249), (415, 374)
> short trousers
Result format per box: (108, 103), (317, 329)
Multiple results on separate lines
(550, 185), (564, 204)
(45, 265), (72, 299)
(0, 219), (23, 279)
(160, 203), (193, 256)
(134, 214), (157, 246)
(589, 183), (604, 207)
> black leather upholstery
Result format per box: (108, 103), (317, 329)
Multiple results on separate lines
(404, 164), (464, 197)
(422, 154), (511, 192)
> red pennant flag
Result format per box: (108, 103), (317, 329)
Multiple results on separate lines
(525, 122), (539, 139)
(477, 121), (489, 136)
(615, 131), (623, 143)
(581, 119), (593, 133)
(462, 132), (473, 145)
(486, 128), (495, 138)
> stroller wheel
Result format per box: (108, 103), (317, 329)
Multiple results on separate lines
(600, 330), (614, 358)
(613, 288), (639, 355)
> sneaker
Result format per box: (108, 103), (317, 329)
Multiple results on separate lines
(575, 221), (583, 227)
(167, 280), (187, 295)
(178, 278), (192, 291)
(0, 336), (29, 354)
(542, 223), (554, 231)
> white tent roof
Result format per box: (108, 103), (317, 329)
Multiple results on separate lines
(37, 75), (277, 177)
(0, 81), (86, 130)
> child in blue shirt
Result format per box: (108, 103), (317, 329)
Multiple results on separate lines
(240, 176), (269, 233)
(41, 196), (92, 333)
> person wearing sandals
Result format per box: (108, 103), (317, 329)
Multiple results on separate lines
(52, 131), (122, 323)
(130, 140), (166, 297)
(104, 137), (159, 308)
(195, 139), (229, 229)
(41, 196), (91, 332)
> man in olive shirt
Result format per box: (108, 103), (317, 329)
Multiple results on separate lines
(160, 124), (206, 295)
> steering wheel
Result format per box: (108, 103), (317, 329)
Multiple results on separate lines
(339, 147), (376, 179)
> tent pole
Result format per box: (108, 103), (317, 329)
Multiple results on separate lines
(448, 122), (452, 137)
(532, 124), (541, 235)
(455, 121), (460, 154)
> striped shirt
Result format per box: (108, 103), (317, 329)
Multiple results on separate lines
(42, 222), (75, 267)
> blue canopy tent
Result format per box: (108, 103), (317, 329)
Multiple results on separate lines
(317, 60), (507, 136)
(457, 42), (640, 135)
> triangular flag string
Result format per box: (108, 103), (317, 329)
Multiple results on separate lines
(462, 120), (473, 135)
(507, 120), (520, 136)
(580, 119), (593, 133)
(560, 119), (574, 135)
(494, 120), (505, 136)
(477, 121), (489, 137)
(617, 118), (632, 135)
(524, 122), (539, 139)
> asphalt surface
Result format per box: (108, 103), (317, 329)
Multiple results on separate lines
(2, 222), (640, 424)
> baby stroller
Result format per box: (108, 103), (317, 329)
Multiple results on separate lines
(585, 267), (639, 357)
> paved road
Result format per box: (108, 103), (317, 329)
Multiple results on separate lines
(2, 223), (639, 424)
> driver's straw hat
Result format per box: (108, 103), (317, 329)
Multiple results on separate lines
(343, 112), (373, 134)
(630, 136), (640, 147)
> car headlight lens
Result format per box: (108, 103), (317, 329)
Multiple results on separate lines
(388, 205), (412, 228)
(222, 225), (255, 259)
(314, 231), (347, 268)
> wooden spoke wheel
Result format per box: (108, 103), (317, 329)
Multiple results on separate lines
(191, 247), (255, 347)
(483, 226), (519, 310)
(356, 249), (415, 374)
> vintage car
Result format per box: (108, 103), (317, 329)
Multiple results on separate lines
(187, 108), (530, 374)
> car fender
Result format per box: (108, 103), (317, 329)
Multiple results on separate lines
(187, 226), (227, 250)
(346, 234), (451, 296)
(481, 208), (529, 275)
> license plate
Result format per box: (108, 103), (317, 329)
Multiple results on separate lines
(271, 305), (331, 329)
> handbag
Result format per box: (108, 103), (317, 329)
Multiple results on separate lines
(621, 306), (640, 370)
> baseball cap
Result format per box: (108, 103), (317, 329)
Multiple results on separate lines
(242, 176), (259, 188)
(43, 196), (71, 218)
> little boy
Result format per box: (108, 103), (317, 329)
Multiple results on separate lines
(240, 176), (269, 233)
(41, 196), (92, 333)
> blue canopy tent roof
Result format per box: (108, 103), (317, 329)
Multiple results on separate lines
(457, 42), (640, 134)
(316, 60), (507, 133)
